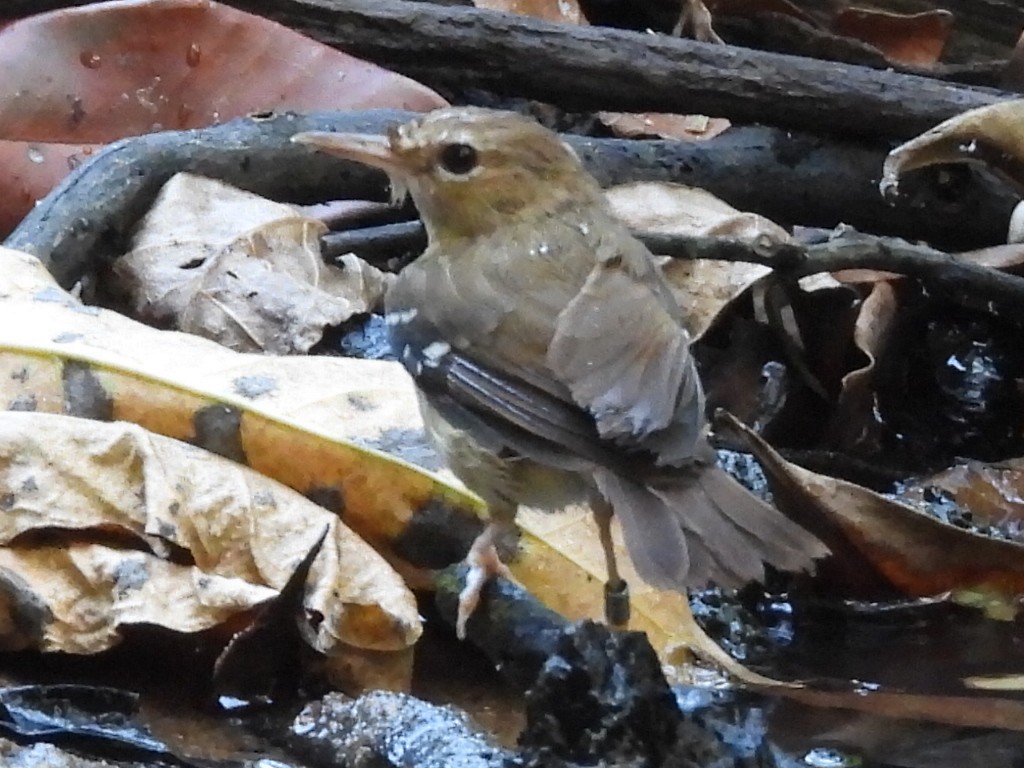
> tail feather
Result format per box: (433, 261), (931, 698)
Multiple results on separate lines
(592, 469), (690, 589)
(594, 466), (827, 591)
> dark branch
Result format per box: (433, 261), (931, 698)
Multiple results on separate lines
(12, 110), (1017, 289)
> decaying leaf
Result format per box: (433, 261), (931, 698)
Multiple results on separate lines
(597, 112), (732, 142)
(827, 281), (898, 452)
(0, 0), (447, 237)
(899, 458), (1024, 531)
(115, 173), (390, 353)
(722, 412), (1024, 615)
(881, 100), (1024, 201)
(0, 411), (419, 665)
(832, 9), (952, 68)
(0, 0), (445, 144)
(604, 182), (786, 339)
(963, 674), (1024, 691)
(472, 0), (583, 24)
(0, 246), (482, 590)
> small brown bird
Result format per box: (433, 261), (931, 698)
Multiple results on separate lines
(293, 108), (825, 638)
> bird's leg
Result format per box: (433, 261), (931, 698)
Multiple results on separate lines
(672, 0), (724, 44)
(457, 511), (516, 639)
(592, 495), (630, 627)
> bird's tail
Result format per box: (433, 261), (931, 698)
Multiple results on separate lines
(592, 466), (827, 590)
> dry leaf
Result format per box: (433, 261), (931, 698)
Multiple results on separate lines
(0, 0), (444, 143)
(472, 0), (584, 24)
(899, 458), (1024, 530)
(115, 173), (391, 353)
(0, 0), (446, 237)
(673, 0), (722, 43)
(598, 112), (732, 142)
(516, 506), (788, 687)
(832, 8), (952, 68)
(963, 674), (1024, 691)
(827, 281), (898, 451)
(881, 100), (1024, 201)
(0, 411), (419, 662)
(0, 246), (482, 591)
(723, 412), (1024, 613)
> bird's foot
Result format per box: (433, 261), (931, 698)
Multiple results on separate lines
(456, 541), (513, 640)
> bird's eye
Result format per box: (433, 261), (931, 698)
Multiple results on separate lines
(438, 143), (479, 176)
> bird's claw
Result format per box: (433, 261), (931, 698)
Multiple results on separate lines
(456, 542), (513, 640)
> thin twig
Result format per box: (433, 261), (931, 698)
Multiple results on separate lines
(325, 220), (1024, 318)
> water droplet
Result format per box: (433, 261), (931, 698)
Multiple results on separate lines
(803, 747), (855, 767)
(26, 147), (45, 164)
(186, 42), (201, 67)
(79, 50), (102, 69)
(177, 103), (194, 127)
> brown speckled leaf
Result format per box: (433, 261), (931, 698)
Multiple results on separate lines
(827, 281), (898, 453)
(0, 246), (480, 592)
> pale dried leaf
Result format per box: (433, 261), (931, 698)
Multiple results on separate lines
(881, 100), (1024, 201)
(598, 112), (731, 142)
(116, 173), (391, 353)
(0, 410), (420, 657)
(963, 674), (1024, 691)
(516, 506), (790, 687)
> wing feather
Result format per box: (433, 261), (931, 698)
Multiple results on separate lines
(548, 240), (704, 465)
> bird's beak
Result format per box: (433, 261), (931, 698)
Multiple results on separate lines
(292, 131), (410, 205)
(290, 131), (400, 174)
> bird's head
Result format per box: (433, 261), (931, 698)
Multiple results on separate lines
(293, 107), (601, 241)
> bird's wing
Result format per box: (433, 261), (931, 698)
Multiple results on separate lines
(547, 238), (706, 465)
(387, 226), (704, 469)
